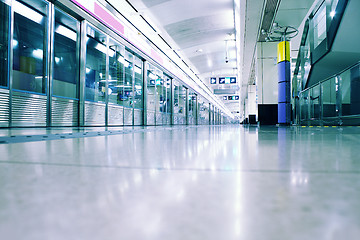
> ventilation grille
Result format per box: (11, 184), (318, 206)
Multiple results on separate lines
(156, 112), (163, 125)
(108, 104), (123, 126)
(52, 97), (78, 126)
(0, 90), (9, 126)
(12, 92), (47, 126)
(134, 108), (143, 126)
(84, 101), (106, 126)
(124, 107), (133, 125)
(147, 110), (155, 125)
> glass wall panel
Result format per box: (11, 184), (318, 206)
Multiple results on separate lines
(52, 8), (78, 99)
(300, 37), (311, 91)
(160, 75), (167, 113)
(349, 65), (360, 115)
(188, 90), (196, 118)
(146, 64), (156, 112)
(179, 85), (186, 117)
(310, 84), (320, 119)
(340, 69), (351, 116)
(0, 1), (9, 87)
(133, 56), (143, 109)
(174, 80), (180, 114)
(122, 50), (133, 108)
(85, 25), (106, 102)
(155, 71), (164, 113)
(322, 77), (336, 117)
(12, 0), (48, 94)
(108, 38), (125, 105)
(165, 77), (171, 114)
(300, 90), (309, 121)
(199, 97), (206, 124)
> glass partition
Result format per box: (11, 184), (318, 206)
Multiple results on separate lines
(322, 77), (336, 117)
(198, 97), (207, 124)
(123, 50), (133, 108)
(85, 24), (106, 102)
(12, 0), (48, 94)
(0, 1), (9, 87)
(161, 76), (167, 113)
(300, 37), (311, 90)
(155, 71), (165, 113)
(173, 80), (180, 114)
(300, 90), (309, 121)
(339, 70), (350, 116)
(300, 62), (360, 125)
(52, 8), (78, 99)
(165, 77), (171, 115)
(108, 38), (125, 105)
(348, 65), (360, 115)
(179, 86), (186, 118)
(133, 56), (143, 110)
(310, 84), (321, 119)
(188, 90), (196, 118)
(146, 64), (157, 112)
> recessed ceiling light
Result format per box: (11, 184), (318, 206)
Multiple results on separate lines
(195, 49), (203, 53)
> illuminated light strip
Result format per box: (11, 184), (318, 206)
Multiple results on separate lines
(70, 0), (233, 118)
(55, 25), (77, 41)
(13, 1), (43, 24)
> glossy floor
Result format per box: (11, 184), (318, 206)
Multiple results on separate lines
(1, 125), (360, 240)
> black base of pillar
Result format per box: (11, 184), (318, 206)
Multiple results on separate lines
(258, 104), (278, 125)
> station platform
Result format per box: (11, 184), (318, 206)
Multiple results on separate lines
(1, 125), (360, 239)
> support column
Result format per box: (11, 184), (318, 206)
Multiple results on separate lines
(277, 41), (291, 125)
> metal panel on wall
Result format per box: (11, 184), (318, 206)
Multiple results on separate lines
(175, 114), (185, 124)
(108, 104), (124, 126)
(0, 89), (9, 127)
(156, 113), (163, 125)
(52, 97), (78, 126)
(12, 92), (47, 127)
(188, 116), (195, 125)
(147, 110), (155, 125)
(84, 101), (105, 126)
(179, 116), (186, 125)
(134, 108), (143, 125)
(162, 113), (171, 125)
(124, 107), (133, 125)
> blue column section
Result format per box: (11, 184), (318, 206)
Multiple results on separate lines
(278, 61), (291, 124)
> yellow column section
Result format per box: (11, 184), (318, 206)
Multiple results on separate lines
(277, 41), (290, 63)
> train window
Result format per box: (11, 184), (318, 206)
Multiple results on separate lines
(85, 24), (106, 102)
(0, 1), (9, 87)
(133, 56), (143, 110)
(108, 38), (125, 105)
(52, 8), (78, 99)
(12, 0), (48, 94)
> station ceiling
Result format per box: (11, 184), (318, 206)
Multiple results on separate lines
(111, 0), (316, 118)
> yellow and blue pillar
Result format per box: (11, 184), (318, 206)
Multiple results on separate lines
(277, 41), (291, 125)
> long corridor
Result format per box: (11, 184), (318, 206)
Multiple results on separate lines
(1, 125), (360, 239)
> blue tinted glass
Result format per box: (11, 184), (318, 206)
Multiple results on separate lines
(12, 1), (47, 94)
(0, 1), (9, 87)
